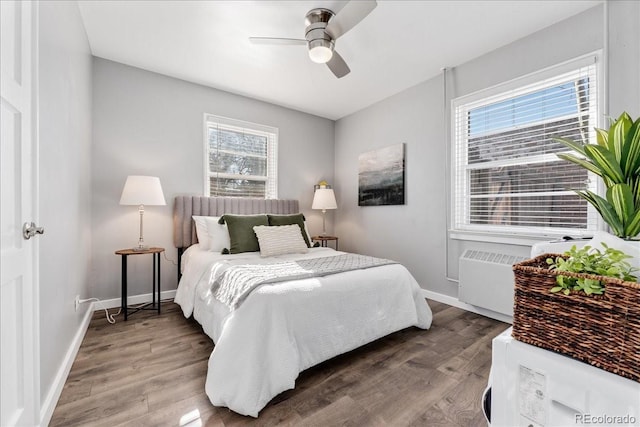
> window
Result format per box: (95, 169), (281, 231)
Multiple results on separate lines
(204, 114), (278, 198)
(452, 55), (600, 238)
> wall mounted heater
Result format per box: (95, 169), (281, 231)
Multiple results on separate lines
(458, 250), (528, 316)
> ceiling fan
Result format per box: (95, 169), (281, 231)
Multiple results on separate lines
(249, 1), (377, 78)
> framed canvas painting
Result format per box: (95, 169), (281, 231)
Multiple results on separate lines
(358, 143), (405, 206)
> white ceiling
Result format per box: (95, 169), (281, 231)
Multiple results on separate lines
(77, 0), (601, 120)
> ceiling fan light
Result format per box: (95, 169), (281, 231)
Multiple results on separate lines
(309, 46), (333, 63)
(308, 39), (333, 63)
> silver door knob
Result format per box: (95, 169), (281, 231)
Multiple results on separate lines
(23, 222), (44, 240)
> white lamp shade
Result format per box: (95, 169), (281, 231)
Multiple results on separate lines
(119, 176), (166, 206)
(312, 188), (337, 210)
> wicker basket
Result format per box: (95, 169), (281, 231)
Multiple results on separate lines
(512, 253), (640, 382)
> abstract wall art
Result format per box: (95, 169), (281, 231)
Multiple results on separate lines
(358, 143), (405, 206)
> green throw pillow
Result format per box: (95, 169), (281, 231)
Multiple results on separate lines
(267, 213), (311, 247)
(219, 214), (268, 254)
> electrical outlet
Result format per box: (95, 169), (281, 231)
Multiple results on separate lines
(75, 295), (80, 312)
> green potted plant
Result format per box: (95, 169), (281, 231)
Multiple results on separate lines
(546, 243), (638, 295)
(554, 112), (640, 239)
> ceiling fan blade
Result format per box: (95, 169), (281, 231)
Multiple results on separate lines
(249, 37), (306, 46)
(326, 51), (350, 78)
(325, 0), (377, 39)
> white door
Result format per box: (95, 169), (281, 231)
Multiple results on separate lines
(1, 1), (40, 426)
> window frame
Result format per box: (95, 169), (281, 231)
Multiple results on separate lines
(450, 53), (603, 242)
(203, 114), (278, 199)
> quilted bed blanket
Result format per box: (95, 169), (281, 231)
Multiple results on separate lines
(212, 253), (397, 310)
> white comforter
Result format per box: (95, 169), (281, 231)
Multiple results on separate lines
(174, 245), (433, 417)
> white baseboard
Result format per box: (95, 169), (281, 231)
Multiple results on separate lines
(91, 289), (177, 310)
(39, 302), (94, 426)
(422, 289), (513, 324)
(38, 289), (177, 426)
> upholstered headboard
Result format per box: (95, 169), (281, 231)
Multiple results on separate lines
(173, 196), (300, 249)
(173, 196), (300, 281)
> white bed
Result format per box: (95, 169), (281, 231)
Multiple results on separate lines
(172, 196), (433, 417)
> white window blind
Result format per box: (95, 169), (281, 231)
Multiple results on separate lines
(452, 55), (600, 237)
(204, 114), (278, 199)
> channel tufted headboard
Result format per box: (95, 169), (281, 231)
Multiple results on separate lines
(173, 196), (300, 279)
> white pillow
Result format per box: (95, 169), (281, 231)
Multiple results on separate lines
(303, 221), (313, 246)
(192, 216), (230, 252)
(253, 225), (309, 257)
(192, 216), (210, 248)
(204, 216), (230, 253)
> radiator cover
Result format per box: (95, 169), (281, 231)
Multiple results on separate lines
(458, 250), (528, 316)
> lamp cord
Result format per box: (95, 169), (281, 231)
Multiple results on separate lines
(163, 251), (178, 266)
(79, 298), (121, 324)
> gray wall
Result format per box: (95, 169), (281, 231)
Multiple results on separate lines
(334, 5), (606, 298)
(334, 77), (448, 293)
(38, 0), (93, 404)
(91, 59), (335, 298)
(608, 0), (640, 118)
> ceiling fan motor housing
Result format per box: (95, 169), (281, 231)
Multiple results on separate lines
(305, 8), (335, 62)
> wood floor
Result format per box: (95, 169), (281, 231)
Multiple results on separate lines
(50, 300), (508, 426)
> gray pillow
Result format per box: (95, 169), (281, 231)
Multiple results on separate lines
(267, 213), (310, 247)
(219, 214), (268, 254)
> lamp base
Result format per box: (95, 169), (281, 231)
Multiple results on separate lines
(132, 207), (148, 251)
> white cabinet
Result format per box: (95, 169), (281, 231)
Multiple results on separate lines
(488, 328), (640, 427)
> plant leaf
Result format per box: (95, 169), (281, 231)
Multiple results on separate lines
(595, 127), (609, 148)
(577, 190), (624, 236)
(603, 175), (616, 188)
(584, 145), (625, 183)
(632, 176), (640, 210)
(608, 112), (633, 164)
(553, 137), (586, 156)
(556, 153), (602, 177)
(607, 183), (634, 226)
(624, 208), (640, 238)
(624, 118), (640, 177)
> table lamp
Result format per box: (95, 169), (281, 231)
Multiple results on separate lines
(312, 181), (337, 236)
(119, 175), (166, 251)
